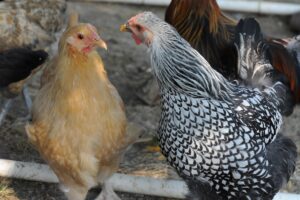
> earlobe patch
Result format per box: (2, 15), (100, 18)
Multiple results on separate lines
(66, 36), (75, 45)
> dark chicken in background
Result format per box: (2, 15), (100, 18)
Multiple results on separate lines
(165, 0), (300, 103)
(273, 35), (300, 65)
(0, 48), (48, 94)
(0, 48), (48, 124)
(121, 12), (297, 200)
(165, 0), (236, 78)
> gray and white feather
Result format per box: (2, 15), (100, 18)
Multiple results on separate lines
(134, 12), (297, 200)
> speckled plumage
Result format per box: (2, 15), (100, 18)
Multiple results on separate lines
(159, 86), (285, 199)
(132, 13), (297, 200)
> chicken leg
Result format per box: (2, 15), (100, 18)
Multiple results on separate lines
(0, 98), (12, 126)
(11, 86), (32, 127)
(63, 186), (89, 200)
(95, 182), (121, 200)
(22, 85), (32, 112)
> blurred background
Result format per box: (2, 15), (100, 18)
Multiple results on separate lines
(0, 0), (299, 199)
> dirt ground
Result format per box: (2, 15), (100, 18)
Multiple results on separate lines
(0, 1), (300, 200)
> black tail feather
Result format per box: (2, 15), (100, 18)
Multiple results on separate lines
(234, 18), (262, 47)
(234, 18), (270, 87)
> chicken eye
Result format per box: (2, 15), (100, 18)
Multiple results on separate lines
(77, 33), (84, 40)
(136, 24), (142, 31)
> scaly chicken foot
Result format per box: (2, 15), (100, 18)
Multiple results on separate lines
(95, 183), (121, 200)
(63, 186), (89, 200)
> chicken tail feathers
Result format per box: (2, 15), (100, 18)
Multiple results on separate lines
(234, 18), (295, 115)
(235, 18), (300, 107)
(234, 18), (267, 86)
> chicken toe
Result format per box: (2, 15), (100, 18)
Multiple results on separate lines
(96, 183), (121, 200)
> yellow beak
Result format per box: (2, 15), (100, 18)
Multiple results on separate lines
(120, 23), (130, 32)
(95, 39), (107, 51)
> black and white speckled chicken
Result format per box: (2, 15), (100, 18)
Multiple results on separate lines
(121, 13), (297, 200)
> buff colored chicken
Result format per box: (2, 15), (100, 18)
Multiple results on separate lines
(26, 13), (131, 200)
